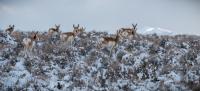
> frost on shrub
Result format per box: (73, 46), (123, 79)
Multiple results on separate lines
(0, 31), (200, 90)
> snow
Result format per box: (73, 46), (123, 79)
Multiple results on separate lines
(139, 27), (174, 35)
(2, 58), (32, 89)
(0, 30), (200, 90)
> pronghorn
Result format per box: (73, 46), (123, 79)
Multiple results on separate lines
(119, 24), (137, 39)
(78, 27), (86, 33)
(48, 24), (60, 37)
(100, 30), (121, 56)
(10, 31), (23, 42)
(5, 25), (15, 34)
(60, 24), (83, 46)
(22, 31), (39, 56)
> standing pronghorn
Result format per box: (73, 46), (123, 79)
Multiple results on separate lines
(5, 25), (15, 34)
(100, 30), (121, 56)
(48, 24), (60, 37)
(119, 24), (137, 39)
(22, 31), (39, 57)
(60, 24), (83, 46)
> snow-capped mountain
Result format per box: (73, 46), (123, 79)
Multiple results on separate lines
(139, 27), (174, 35)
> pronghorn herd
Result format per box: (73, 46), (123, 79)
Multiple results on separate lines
(3, 24), (138, 56)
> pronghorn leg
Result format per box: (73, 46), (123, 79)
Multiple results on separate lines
(28, 48), (30, 57)
(71, 40), (73, 47)
(30, 48), (32, 57)
(24, 48), (28, 58)
(109, 46), (114, 57)
(63, 41), (68, 48)
(30, 47), (34, 58)
(109, 45), (116, 57)
(24, 48), (26, 57)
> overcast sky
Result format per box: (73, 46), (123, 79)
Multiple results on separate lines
(0, 0), (200, 34)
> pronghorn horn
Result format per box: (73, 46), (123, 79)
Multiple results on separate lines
(135, 24), (137, 28)
(132, 24), (134, 27)
(132, 23), (137, 29)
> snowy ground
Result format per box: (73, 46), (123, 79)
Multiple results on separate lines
(0, 30), (200, 91)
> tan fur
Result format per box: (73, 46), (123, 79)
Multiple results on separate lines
(48, 24), (60, 36)
(5, 25), (15, 34)
(22, 32), (38, 53)
(60, 24), (84, 45)
(37, 33), (48, 41)
(60, 32), (75, 43)
(10, 31), (22, 41)
(119, 24), (137, 39)
(100, 30), (121, 55)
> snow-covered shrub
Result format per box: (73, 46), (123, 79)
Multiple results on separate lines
(0, 30), (200, 90)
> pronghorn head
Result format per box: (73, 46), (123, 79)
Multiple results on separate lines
(6, 25), (15, 33)
(73, 24), (79, 29)
(9, 25), (15, 29)
(55, 24), (60, 32)
(116, 30), (122, 42)
(31, 31), (39, 41)
(73, 24), (80, 35)
(131, 23), (137, 36)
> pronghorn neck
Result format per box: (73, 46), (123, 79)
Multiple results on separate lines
(31, 32), (38, 41)
(115, 34), (120, 42)
(72, 29), (79, 36)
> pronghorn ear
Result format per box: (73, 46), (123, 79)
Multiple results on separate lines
(133, 23), (137, 29)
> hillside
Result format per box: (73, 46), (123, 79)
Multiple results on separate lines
(0, 30), (200, 91)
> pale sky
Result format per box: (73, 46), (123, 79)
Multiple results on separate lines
(0, 0), (200, 34)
